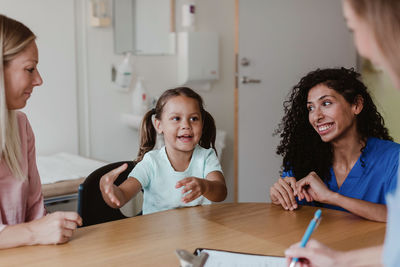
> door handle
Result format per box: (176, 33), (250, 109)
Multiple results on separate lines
(241, 76), (261, 84)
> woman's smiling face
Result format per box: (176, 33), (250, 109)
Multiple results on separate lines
(307, 84), (362, 143)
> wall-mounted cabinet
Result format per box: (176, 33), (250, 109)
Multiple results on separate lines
(113, 0), (176, 55)
(178, 31), (219, 89)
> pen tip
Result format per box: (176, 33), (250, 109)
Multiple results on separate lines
(315, 209), (322, 217)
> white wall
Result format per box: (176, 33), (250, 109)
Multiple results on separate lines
(1, 0), (79, 155)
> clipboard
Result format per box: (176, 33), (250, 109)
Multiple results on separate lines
(194, 248), (286, 267)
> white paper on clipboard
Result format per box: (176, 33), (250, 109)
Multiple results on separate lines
(196, 248), (286, 267)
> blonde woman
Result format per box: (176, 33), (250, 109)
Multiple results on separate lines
(285, 0), (400, 266)
(0, 14), (81, 249)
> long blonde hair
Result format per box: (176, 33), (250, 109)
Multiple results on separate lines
(346, 0), (400, 79)
(0, 14), (36, 179)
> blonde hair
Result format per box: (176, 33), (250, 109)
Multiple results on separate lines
(0, 14), (36, 179)
(346, 0), (400, 79)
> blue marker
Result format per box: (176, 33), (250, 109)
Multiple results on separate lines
(289, 209), (322, 267)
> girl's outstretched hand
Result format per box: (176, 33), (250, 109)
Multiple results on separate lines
(99, 163), (128, 207)
(29, 211), (82, 245)
(270, 177), (298, 210)
(176, 177), (206, 203)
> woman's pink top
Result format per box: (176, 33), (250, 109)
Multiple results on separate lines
(0, 112), (46, 232)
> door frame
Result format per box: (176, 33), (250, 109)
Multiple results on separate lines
(234, 0), (239, 202)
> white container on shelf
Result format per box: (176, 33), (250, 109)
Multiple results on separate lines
(182, 3), (196, 31)
(131, 77), (149, 116)
(115, 52), (133, 88)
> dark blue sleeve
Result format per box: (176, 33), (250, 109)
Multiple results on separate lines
(281, 169), (294, 178)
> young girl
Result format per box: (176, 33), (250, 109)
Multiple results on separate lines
(100, 87), (227, 214)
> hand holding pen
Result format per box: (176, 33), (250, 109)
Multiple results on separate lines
(288, 209), (322, 267)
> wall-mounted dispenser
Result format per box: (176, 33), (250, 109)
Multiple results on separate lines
(115, 52), (133, 88)
(131, 77), (149, 116)
(111, 52), (134, 93)
(181, 2), (196, 31)
(178, 31), (219, 90)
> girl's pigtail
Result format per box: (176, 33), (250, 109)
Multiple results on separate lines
(199, 110), (217, 156)
(135, 109), (157, 163)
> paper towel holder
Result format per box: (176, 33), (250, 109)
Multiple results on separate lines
(178, 31), (219, 91)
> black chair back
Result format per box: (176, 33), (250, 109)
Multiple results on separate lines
(78, 161), (136, 227)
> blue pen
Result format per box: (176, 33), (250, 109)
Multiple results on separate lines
(289, 209), (322, 267)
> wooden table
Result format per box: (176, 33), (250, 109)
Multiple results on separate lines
(0, 203), (386, 266)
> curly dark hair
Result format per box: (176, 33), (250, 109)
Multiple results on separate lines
(275, 67), (392, 181)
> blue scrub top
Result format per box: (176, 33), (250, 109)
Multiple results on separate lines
(282, 137), (400, 212)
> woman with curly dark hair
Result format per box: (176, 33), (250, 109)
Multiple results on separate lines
(269, 67), (399, 222)
(285, 1), (400, 266)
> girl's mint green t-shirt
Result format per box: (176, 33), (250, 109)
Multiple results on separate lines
(129, 145), (223, 215)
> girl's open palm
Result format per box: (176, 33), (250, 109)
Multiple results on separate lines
(99, 163), (128, 207)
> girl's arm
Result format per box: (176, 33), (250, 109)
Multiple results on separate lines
(176, 171), (227, 203)
(296, 172), (387, 222)
(0, 212), (82, 249)
(99, 164), (142, 208)
(203, 171), (227, 202)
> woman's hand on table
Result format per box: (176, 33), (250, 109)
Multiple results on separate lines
(296, 172), (334, 204)
(270, 177), (298, 210)
(28, 211), (82, 245)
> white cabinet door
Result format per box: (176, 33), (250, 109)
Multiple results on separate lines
(238, 0), (356, 202)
